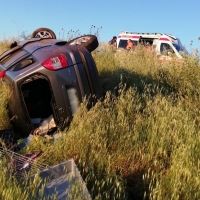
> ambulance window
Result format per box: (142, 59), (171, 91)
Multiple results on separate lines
(160, 43), (175, 55)
(118, 39), (138, 49)
(118, 40), (127, 48)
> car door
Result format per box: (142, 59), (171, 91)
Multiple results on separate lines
(158, 42), (176, 62)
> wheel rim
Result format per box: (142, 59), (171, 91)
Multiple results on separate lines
(34, 31), (53, 38)
(69, 36), (90, 45)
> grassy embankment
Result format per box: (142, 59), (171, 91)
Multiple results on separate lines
(1, 39), (200, 200)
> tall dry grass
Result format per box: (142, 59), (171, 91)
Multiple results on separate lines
(1, 40), (200, 199)
(0, 81), (11, 130)
(0, 37), (19, 54)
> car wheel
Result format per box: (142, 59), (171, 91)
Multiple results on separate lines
(31, 28), (56, 39)
(66, 35), (98, 52)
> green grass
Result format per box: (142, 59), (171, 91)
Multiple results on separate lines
(1, 41), (200, 199)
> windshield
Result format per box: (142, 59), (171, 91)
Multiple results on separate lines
(173, 38), (189, 55)
(118, 39), (138, 49)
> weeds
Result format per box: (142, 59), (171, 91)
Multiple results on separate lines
(0, 37), (19, 54)
(0, 81), (11, 130)
(1, 39), (200, 199)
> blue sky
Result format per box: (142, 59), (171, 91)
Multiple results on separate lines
(0, 0), (200, 52)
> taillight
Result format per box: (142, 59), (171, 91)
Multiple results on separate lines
(42, 54), (68, 71)
(0, 70), (5, 78)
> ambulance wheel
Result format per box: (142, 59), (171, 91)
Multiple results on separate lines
(32, 28), (57, 39)
(66, 35), (99, 52)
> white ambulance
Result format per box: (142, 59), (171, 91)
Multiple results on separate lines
(116, 31), (188, 61)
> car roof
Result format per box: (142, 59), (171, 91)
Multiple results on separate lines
(18, 38), (66, 54)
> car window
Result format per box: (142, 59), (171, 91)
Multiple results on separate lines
(0, 49), (29, 69)
(160, 43), (175, 55)
(0, 49), (22, 64)
(10, 58), (35, 71)
(118, 39), (138, 49)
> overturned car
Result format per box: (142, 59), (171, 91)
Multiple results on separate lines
(0, 28), (103, 138)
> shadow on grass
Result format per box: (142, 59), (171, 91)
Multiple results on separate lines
(125, 168), (149, 200)
(99, 68), (176, 200)
(100, 68), (177, 98)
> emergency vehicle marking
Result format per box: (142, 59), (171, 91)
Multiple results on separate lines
(159, 38), (170, 41)
(118, 35), (140, 39)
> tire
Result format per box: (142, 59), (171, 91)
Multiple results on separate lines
(31, 28), (56, 39)
(66, 35), (99, 52)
